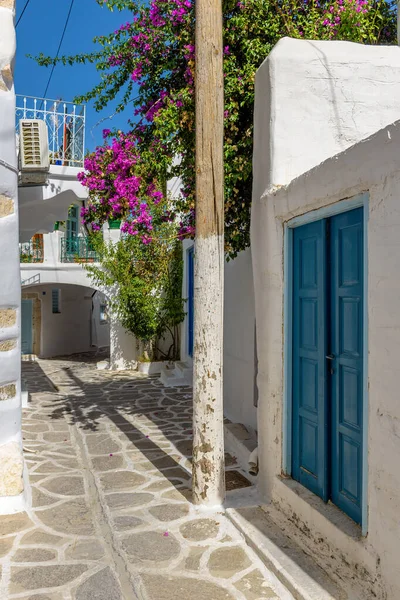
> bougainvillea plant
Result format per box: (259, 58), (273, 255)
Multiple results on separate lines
(35, 0), (396, 257)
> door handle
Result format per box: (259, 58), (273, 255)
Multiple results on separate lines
(326, 354), (335, 360)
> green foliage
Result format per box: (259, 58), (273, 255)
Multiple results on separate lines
(33, 0), (397, 258)
(86, 227), (185, 359)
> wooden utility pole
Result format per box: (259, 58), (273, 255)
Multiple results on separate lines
(398, 1), (400, 45)
(192, 0), (225, 505)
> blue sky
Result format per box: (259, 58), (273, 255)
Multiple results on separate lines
(15, 0), (134, 151)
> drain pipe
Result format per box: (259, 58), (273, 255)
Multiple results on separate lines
(248, 447), (259, 475)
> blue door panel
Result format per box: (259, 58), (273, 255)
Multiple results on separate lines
(292, 220), (328, 501)
(292, 208), (364, 524)
(187, 247), (194, 358)
(330, 208), (363, 524)
(21, 299), (33, 355)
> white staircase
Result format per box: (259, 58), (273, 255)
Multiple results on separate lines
(160, 361), (193, 387)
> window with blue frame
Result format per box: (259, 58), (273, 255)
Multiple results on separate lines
(291, 207), (364, 524)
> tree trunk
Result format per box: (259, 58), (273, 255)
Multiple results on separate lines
(192, 0), (225, 506)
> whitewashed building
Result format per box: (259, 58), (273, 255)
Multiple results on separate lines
(0, 0), (25, 513)
(249, 38), (400, 599)
(17, 95), (113, 361)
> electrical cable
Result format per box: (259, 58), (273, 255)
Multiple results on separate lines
(16, 0), (31, 28)
(41, 0), (75, 101)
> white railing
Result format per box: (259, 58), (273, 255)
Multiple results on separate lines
(21, 274), (41, 287)
(16, 95), (86, 168)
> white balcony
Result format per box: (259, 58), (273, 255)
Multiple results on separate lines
(20, 232), (97, 289)
(16, 96), (88, 243)
(16, 95), (85, 168)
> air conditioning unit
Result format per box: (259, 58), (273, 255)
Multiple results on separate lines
(19, 119), (50, 172)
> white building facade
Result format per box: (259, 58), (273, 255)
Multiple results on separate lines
(0, 0), (25, 513)
(252, 38), (400, 599)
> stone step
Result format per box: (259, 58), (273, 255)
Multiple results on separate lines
(175, 361), (191, 373)
(224, 420), (257, 476)
(21, 354), (37, 362)
(160, 362), (193, 387)
(226, 505), (348, 600)
(159, 368), (179, 388)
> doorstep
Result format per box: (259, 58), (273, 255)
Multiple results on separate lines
(224, 419), (257, 476)
(226, 504), (348, 600)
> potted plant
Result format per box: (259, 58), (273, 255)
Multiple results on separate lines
(108, 218), (121, 230)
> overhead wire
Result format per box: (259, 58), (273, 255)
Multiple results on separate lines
(41, 0), (76, 101)
(16, 0), (31, 28)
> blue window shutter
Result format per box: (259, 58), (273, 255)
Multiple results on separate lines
(52, 289), (60, 314)
(21, 299), (33, 355)
(330, 208), (363, 524)
(188, 247), (194, 357)
(292, 220), (328, 501)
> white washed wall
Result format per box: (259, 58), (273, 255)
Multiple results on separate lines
(26, 283), (109, 358)
(252, 38), (400, 599)
(252, 120), (400, 599)
(253, 38), (400, 199)
(0, 0), (25, 513)
(181, 240), (257, 431)
(224, 249), (257, 431)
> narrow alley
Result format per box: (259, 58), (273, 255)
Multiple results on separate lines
(0, 356), (292, 600)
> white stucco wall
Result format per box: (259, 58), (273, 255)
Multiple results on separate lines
(92, 291), (110, 349)
(26, 283), (109, 358)
(224, 249), (257, 431)
(109, 317), (137, 371)
(252, 120), (400, 599)
(19, 166), (88, 242)
(0, 0), (25, 513)
(181, 240), (257, 431)
(253, 37), (400, 202)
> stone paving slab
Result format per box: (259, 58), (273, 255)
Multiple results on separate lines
(0, 356), (294, 600)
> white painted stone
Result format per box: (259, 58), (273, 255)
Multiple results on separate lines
(0, 2), (24, 513)
(192, 234), (225, 507)
(96, 360), (109, 370)
(0, 441), (23, 497)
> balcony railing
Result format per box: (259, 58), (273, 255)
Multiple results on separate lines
(20, 238), (44, 263)
(16, 95), (86, 168)
(60, 236), (99, 263)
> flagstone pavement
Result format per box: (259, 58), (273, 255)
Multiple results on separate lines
(0, 355), (293, 600)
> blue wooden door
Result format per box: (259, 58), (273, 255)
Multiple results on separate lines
(21, 299), (33, 355)
(292, 208), (363, 523)
(187, 247), (194, 357)
(293, 220), (329, 501)
(330, 208), (363, 524)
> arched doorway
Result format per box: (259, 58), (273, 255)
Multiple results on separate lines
(21, 282), (110, 359)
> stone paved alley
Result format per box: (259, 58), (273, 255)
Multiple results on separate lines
(0, 357), (293, 600)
